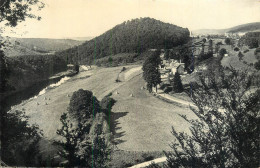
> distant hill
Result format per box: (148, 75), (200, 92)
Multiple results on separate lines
(227, 22), (260, 33)
(69, 37), (94, 41)
(192, 29), (226, 35)
(57, 17), (190, 64)
(2, 37), (83, 57)
(193, 22), (260, 35)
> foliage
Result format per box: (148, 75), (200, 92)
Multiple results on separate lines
(1, 110), (43, 166)
(219, 48), (227, 57)
(69, 89), (101, 121)
(234, 47), (240, 52)
(55, 112), (92, 167)
(165, 67), (260, 168)
(239, 32), (260, 49)
(1, 1), (46, 166)
(255, 47), (260, 60)
(254, 60), (260, 70)
(0, 49), (10, 92)
(55, 89), (111, 167)
(0, 0), (44, 27)
(100, 96), (116, 115)
(238, 51), (244, 61)
(164, 49), (170, 60)
(92, 135), (111, 168)
(171, 44), (193, 73)
(225, 38), (231, 45)
(171, 72), (184, 93)
(208, 39), (213, 53)
(142, 50), (161, 92)
(198, 52), (213, 62)
(56, 17), (190, 65)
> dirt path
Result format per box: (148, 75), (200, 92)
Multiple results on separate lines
(155, 88), (196, 108)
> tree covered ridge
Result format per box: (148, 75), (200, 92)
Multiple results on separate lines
(57, 17), (190, 64)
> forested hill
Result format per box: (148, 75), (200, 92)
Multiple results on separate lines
(227, 22), (260, 33)
(57, 17), (190, 64)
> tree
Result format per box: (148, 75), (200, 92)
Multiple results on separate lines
(238, 51), (244, 61)
(165, 67), (260, 168)
(164, 49), (170, 60)
(234, 47), (240, 52)
(55, 112), (92, 167)
(74, 64), (80, 73)
(208, 39), (213, 53)
(225, 38), (231, 45)
(254, 60), (260, 70)
(0, 49), (10, 92)
(171, 72), (184, 93)
(1, 0), (45, 166)
(142, 50), (161, 92)
(92, 135), (111, 168)
(68, 89), (101, 122)
(219, 48), (227, 59)
(1, 110), (43, 166)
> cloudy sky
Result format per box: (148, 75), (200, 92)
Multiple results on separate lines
(3, 0), (260, 38)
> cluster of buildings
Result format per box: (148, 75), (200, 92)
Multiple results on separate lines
(159, 53), (186, 82)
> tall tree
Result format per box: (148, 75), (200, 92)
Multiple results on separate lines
(142, 50), (161, 92)
(165, 67), (260, 168)
(171, 71), (184, 93)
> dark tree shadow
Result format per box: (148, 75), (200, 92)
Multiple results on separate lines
(109, 111), (128, 145)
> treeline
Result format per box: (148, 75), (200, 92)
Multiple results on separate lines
(227, 22), (260, 33)
(239, 32), (260, 49)
(56, 17), (190, 65)
(3, 54), (67, 93)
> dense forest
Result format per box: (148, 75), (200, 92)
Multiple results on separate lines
(56, 17), (190, 65)
(2, 54), (67, 94)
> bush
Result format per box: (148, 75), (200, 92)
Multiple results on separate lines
(255, 60), (260, 70)
(165, 68), (260, 168)
(243, 49), (249, 53)
(69, 89), (101, 120)
(100, 96), (116, 115)
(225, 38), (231, 45)
(219, 48), (227, 57)
(121, 67), (126, 72)
(234, 47), (240, 51)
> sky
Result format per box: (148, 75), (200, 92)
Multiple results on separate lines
(2, 0), (260, 38)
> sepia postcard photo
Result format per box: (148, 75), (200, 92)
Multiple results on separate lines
(0, 0), (260, 167)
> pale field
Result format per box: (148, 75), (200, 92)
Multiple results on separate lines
(9, 64), (194, 152)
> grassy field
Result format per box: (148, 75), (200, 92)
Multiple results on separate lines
(9, 64), (196, 167)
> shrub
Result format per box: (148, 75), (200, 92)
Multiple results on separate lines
(234, 47), (240, 51)
(165, 68), (260, 168)
(225, 38), (231, 45)
(121, 67), (126, 72)
(243, 49), (249, 53)
(255, 60), (260, 70)
(219, 48), (227, 57)
(69, 89), (101, 120)
(100, 96), (116, 115)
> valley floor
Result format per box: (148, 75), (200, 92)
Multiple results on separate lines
(9, 64), (195, 152)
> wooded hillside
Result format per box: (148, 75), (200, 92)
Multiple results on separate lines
(57, 17), (190, 64)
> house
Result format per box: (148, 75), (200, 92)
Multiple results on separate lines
(171, 63), (185, 75)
